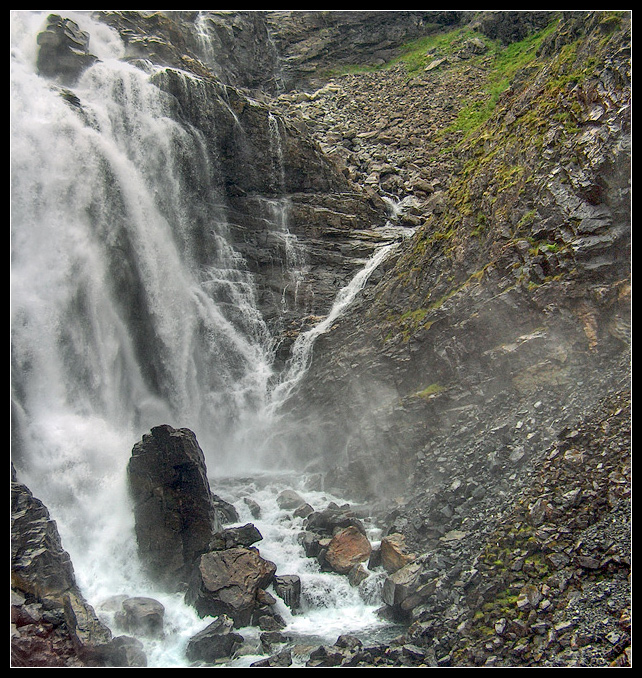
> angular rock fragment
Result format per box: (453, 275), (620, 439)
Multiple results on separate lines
(186, 547), (277, 627)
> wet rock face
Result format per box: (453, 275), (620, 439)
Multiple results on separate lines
(149, 64), (393, 336)
(10, 466), (126, 667)
(127, 425), (221, 591)
(279, 10), (631, 502)
(36, 14), (97, 84)
(96, 10), (280, 93)
(185, 615), (244, 664)
(264, 10), (465, 91)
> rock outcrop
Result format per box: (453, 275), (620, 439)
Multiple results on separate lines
(186, 546), (278, 628)
(11, 466), (141, 667)
(264, 11), (466, 91)
(36, 15), (97, 84)
(127, 425), (222, 591)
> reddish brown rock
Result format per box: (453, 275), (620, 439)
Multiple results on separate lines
(324, 525), (372, 575)
(380, 533), (416, 574)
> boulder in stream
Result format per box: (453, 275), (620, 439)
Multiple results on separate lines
(114, 597), (165, 639)
(185, 615), (244, 664)
(322, 525), (372, 575)
(186, 546), (278, 627)
(127, 425), (223, 591)
(276, 489), (307, 510)
(273, 574), (302, 611)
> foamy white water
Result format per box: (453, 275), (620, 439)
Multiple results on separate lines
(209, 474), (393, 668)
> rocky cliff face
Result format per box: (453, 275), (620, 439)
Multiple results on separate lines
(271, 11), (631, 665)
(11, 465), (127, 666)
(279, 10), (631, 499)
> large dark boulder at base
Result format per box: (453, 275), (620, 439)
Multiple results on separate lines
(186, 547), (278, 628)
(127, 425), (222, 592)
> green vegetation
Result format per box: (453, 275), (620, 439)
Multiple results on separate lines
(383, 17), (561, 138)
(528, 238), (561, 256)
(388, 307), (433, 342)
(413, 383), (445, 399)
(392, 26), (480, 74)
(400, 307), (428, 324)
(448, 19), (559, 137)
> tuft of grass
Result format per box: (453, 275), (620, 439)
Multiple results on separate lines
(393, 27), (477, 74)
(415, 383), (445, 399)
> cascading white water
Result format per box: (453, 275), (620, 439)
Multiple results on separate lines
(11, 10), (399, 667)
(269, 242), (397, 411)
(209, 474), (396, 668)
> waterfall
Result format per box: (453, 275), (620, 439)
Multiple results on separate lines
(11, 10), (398, 667)
(270, 242), (397, 412)
(12, 11), (276, 472)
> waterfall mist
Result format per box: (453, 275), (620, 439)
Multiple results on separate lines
(12, 11), (279, 484)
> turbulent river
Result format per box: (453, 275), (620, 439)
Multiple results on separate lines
(11, 10), (402, 667)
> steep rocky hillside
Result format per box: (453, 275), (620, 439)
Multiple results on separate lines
(272, 12), (630, 665)
(273, 10), (631, 666)
(279, 10), (630, 496)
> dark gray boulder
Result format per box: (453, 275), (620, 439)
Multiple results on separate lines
(36, 14), (97, 84)
(185, 546), (277, 627)
(127, 425), (222, 591)
(114, 597), (165, 639)
(185, 615), (244, 664)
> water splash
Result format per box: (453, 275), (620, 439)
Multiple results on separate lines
(209, 475), (393, 668)
(11, 7), (276, 607)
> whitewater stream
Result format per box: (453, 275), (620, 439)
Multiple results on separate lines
(11, 11), (404, 667)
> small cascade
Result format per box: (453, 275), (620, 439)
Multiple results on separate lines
(270, 242), (398, 412)
(193, 11), (218, 70)
(202, 475), (397, 668)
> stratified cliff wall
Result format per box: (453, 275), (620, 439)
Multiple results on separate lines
(280, 11), (631, 503)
